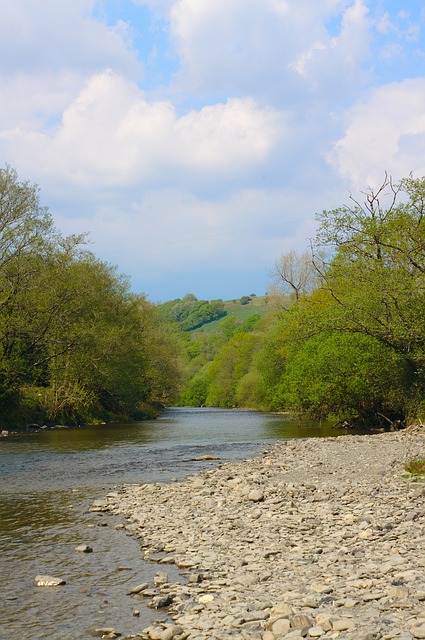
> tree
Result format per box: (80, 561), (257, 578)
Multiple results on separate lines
(313, 175), (425, 367)
(268, 249), (318, 313)
(206, 333), (259, 407)
(280, 331), (412, 425)
(0, 166), (184, 426)
(281, 173), (425, 425)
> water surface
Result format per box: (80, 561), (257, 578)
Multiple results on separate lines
(0, 407), (357, 639)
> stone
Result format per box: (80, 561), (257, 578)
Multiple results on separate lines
(271, 617), (291, 636)
(96, 427), (425, 640)
(34, 575), (66, 586)
(159, 626), (184, 640)
(412, 626), (425, 639)
(248, 489), (265, 502)
(75, 544), (93, 553)
(154, 571), (169, 585)
(332, 618), (355, 632)
(315, 614), (332, 632)
(198, 594), (214, 604)
(290, 614), (313, 629)
(150, 595), (174, 608)
(87, 629), (119, 638)
(272, 603), (293, 617)
(127, 582), (149, 595)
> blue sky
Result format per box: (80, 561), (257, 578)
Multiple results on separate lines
(1, 1), (425, 302)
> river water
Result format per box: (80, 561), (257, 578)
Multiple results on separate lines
(0, 407), (358, 639)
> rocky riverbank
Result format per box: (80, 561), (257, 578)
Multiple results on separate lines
(94, 427), (425, 640)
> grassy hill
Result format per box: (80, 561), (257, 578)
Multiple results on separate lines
(191, 296), (269, 334)
(157, 294), (270, 334)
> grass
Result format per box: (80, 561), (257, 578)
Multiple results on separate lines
(193, 296), (269, 334)
(403, 458), (425, 480)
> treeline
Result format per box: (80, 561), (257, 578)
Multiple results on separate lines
(0, 166), (183, 428)
(177, 175), (425, 428)
(157, 294), (226, 331)
(4, 164), (425, 430)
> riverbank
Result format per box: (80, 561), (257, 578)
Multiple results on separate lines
(97, 427), (425, 640)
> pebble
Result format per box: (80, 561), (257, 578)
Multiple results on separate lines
(34, 575), (66, 586)
(97, 426), (425, 639)
(75, 544), (93, 553)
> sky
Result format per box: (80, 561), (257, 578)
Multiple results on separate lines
(1, 1), (425, 302)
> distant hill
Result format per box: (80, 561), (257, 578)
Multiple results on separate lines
(157, 294), (268, 333)
(193, 295), (268, 334)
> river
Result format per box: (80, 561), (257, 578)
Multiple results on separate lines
(0, 407), (359, 639)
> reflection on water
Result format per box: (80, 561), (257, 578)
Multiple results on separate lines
(0, 407), (363, 639)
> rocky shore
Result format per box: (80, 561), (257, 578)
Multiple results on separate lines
(94, 427), (425, 640)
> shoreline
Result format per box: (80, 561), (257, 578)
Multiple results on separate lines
(96, 427), (425, 640)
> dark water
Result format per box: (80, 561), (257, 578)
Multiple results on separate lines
(0, 407), (356, 639)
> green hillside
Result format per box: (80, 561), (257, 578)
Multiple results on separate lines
(157, 294), (269, 334)
(193, 296), (268, 334)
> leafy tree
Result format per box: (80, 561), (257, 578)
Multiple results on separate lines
(0, 166), (183, 426)
(313, 174), (425, 363)
(278, 174), (425, 425)
(206, 333), (259, 407)
(280, 331), (412, 425)
(158, 296), (226, 331)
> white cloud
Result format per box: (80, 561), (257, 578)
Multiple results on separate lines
(0, 70), (284, 188)
(52, 183), (321, 300)
(0, 0), (141, 77)
(1, 0), (423, 300)
(330, 78), (425, 188)
(167, 0), (369, 106)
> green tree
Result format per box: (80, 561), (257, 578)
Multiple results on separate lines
(277, 174), (425, 425)
(0, 166), (183, 426)
(206, 333), (259, 407)
(281, 331), (412, 425)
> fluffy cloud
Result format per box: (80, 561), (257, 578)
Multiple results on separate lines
(0, 0), (141, 76)
(0, 70), (284, 188)
(330, 77), (425, 188)
(52, 183), (320, 300)
(168, 0), (370, 106)
(1, 0), (423, 300)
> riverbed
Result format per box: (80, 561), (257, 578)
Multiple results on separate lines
(0, 407), (363, 639)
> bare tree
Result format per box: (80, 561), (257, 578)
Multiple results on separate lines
(268, 249), (318, 312)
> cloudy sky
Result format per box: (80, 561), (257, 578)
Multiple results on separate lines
(1, 1), (425, 302)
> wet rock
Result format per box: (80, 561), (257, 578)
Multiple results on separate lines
(149, 594), (174, 608)
(34, 575), (66, 586)
(75, 544), (93, 553)
(127, 582), (149, 595)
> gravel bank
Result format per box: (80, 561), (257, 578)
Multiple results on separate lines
(95, 427), (425, 640)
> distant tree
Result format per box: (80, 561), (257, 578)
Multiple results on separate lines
(268, 249), (318, 313)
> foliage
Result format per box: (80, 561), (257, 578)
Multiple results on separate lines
(205, 333), (260, 407)
(157, 295), (226, 331)
(0, 166), (183, 427)
(175, 174), (425, 427)
(259, 174), (425, 426)
(280, 331), (412, 425)
(403, 458), (425, 479)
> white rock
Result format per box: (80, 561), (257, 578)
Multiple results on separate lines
(34, 575), (66, 586)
